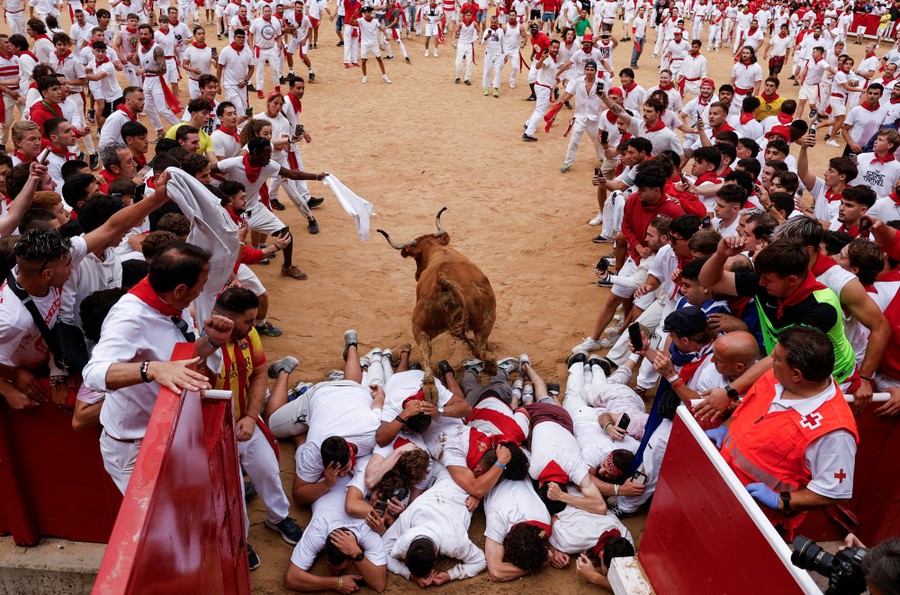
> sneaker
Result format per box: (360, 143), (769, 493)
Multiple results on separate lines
(424, 49), (429, 56)
(588, 212), (603, 226)
(461, 358), (485, 374)
(257, 90), (264, 99)
(564, 100), (571, 109)
(265, 517), (304, 545)
(248, 83), (256, 91)
(592, 234), (613, 243)
(518, 353), (530, 369)
(382, 348), (394, 363)
(522, 133), (538, 142)
(409, 361), (423, 371)
(522, 382), (534, 405)
(608, 505), (629, 519)
(405, 57), (411, 63)
(281, 265), (309, 280)
(808, 109), (817, 119)
(308, 218), (319, 234)
(359, 355), (371, 369)
(434, 49), (438, 57)
(497, 357), (519, 374)
(547, 382), (560, 397)
(256, 321), (283, 337)
(287, 382), (313, 402)
(383, 74), (391, 84)
(363, 347), (383, 363)
(337, 41), (344, 46)
(270, 197), (286, 211)
(344, 62), (350, 68)
(455, 77), (461, 84)
(325, 369), (345, 381)
(87, 109), (95, 123)
(824, 133), (831, 142)
(257, 256), (270, 265)
(527, 94), (536, 101)
(247, 543), (261, 571)
(268, 356), (299, 379)
(572, 337), (603, 353)
(567, 351), (588, 368)
(362, 75), (368, 83)
(511, 378), (523, 403)
(308, 71), (315, 81)
(352, 63), (360, 67)
(307, 196), (325, 208)
(343, 330), (358, 361)
(492, 88), (499, 97)
(560, 163), (572, 173)
(437, 359), (454, 377)
(464, 79), (471, 86)
(596, 275), (613, 288)
(600, 330), (622, 347)
(484, 87), (489, 96)
(826, 139), (840, 147)
(588, 356), (612, 377)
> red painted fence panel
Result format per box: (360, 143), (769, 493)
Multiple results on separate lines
(0, 396), (121, 546)
(92, 343), (250, 595)
(639, 408), (820, 595)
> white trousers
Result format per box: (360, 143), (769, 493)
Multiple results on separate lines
(707, 25), (721, 49)
(6, 10), (25, 36)
(563, 117), (602, 166)
(188, 78), (202, 99)
(223, 84), (247, 116)
(482, 52), (504, 89)
(269, 151), (312, 218)
(606, 299), (665, 365)
(600, 189), (626, 241)
(343, 25), (360, 64)
(524, 84), (552, 136)
(255, 46), (281, 90)
(238, 424), (291, 536)
(142, 76), (179, 131)
(455, 43), (473, 80)
(504, 51), (519, 87)
(100, 431), (143, 494)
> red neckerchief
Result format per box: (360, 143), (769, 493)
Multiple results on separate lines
(243, 154), (264, 183)
(19, 50), (38, 61)
(218, 124), (240, 141)
(712, 121), (735, 134)
(39, 100), (63, 119)
(286, 92), (302, 115)
(230, 41), (244, 52)
(0, 50), (12, 60)
(512, 520), (552, 539)
(810, 252), (840, 277)
(129, 277), (183, 317)
(776, 112), (792, 124)
(55, 49), (71, 68)
(622, 80), (637, 94)
(49, 145), (75, 159)
(824, 187), (842, 203)
(140, 40), (155, 55)
(747, 26), (758, 35)
(13, 151), (33, 163)
(95, 55), (109, 66)
(871, 152), (896, 165)
(696, 171), (721, 185)
(465, 427), (503, 470)
(621, 132), (633, 142)
(125, 25), (138, 35)
(262, 15), (272, 21)
(698, 93), (711, 106)
(133, 152), (147, 168)
(775, 270), (826, 318)
(192, 41), (207, 49)
(35, 34), (51, 42)
(116, 104), (137, 120)
(861, 101), (882, 112)
(537, 460), (569, 485)
(85, 7), (96, 15)
(658, 82), (673, 91)
(778, 31), (788, 38)
(739, 112), (754, 125)
(690, 48), (699, 56)
(761, 92), (779, 103)
(239, 15), (250, 26)
(866, 51), (876, 59)
(646, 118), (666, 132)
(739, 58), (752, 66)
(883, 75), (896, 85)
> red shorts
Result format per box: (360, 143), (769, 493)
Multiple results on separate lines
(310, 16), (320, 28)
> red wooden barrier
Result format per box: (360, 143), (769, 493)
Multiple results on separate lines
(639, 408), (820, 595)
(92, 343), (250, 595)
(0, 395), (121, 546)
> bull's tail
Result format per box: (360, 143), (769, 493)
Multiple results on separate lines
(437, 277), (470, 341)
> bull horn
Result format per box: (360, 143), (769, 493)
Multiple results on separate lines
(434, 207), (448, 236)
(377, 229), (417, 250)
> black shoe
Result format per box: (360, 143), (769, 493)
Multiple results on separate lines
(248, 83), (256, 92)
(409, 361), (423, 371)
(258, 256), (270, 265)
(592, 233), (612, 243)
(455, 77), (461, 84)
(309, 71), (315, 81)
(270, 197), (286, 211)
(279, 75), (286, 84)
(588, 356), (612, 377)
(247, 543), (261, 571)
(464, 79), (471, 85)
(522, 133), (537, 142)
(566, 351), (588, 367)
(527, 94), (536, 101)
(547, 382), (560, 395)
(89, 153), (99, 171)
(87, 109), (96, 123)
(307, 196), (325, 208)
(308, 218), (319, 234)
(405, 56), (411, 63)
(337, 41), (344, 46)
(244, 478), (257, 502)
(564, 100), (572, 109)
(438, 359), (454, 377)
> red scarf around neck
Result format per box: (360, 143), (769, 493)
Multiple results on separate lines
(646, 118), (666, 132)
(739, 112), (754, 125)
(117, 104), (137, 120)
(872, 153), (896, 165)
(775, 271), (826, 318)
(286, 92), (302, 115)
(192, 41), (207, 49)
(861, 101), (882, 112)
(218, 124), (240, 141)
(761, 92), (780, 103)
(129, 277), (183, 317)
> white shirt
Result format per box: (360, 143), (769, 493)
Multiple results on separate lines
(713, 215), (740, 238)
(867, 194), (900, 221)
(627, 118), (684, 156)
(86, 293), (197, 440)
(549, 489), (633, 554)
(183, 44), (213, 79)
(853, 152), (900, 199)
(217, 43), (254, 87)
(250, 16), (283, 49)
(289, 474), (387, 569)
(59, 247), (121, 330)
(469, 395), (530, 439)
(769, 34), (792, 58)
(646, 84), (683, 112)
(484, 479), (550, 544)
(382, 465), (486, 581)
(211, 128), (242, 159)
(566, 75), (602, 121)
(294, 380), (380, 482)
(358, 16), (381, 45)
(89, 58), (123, 101)
(845, 104), (888, 146)
(528, 416), (590, 485)
(99, 108), (136, 149)
(0, 238), (88, 374)
(731, 61), (763, 94)
(481, 26), (505, 55)
(215, 156), (282, 208)
(534, 54), (558, 87)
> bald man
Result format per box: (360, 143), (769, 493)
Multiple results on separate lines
(612, 330), (760, 517)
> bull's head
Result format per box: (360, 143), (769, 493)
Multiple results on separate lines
(377, 208), (452, 280)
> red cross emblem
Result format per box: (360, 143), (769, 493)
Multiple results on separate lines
(799, 412), (823, 430)
(834, 469), (847, 484)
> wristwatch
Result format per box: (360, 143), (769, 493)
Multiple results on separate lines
(437, 404), (445, 417)
(353, 552), (365, 562)
(780, 491), (792, 512)
(724, 384), (739, 401)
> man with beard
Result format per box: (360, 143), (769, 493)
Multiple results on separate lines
(135, 24), (180, 142)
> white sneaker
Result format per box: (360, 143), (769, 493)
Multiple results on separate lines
(361, 75), (368, 83)
(588, 212), (603, 226)
(434, 49), (438, 57)
(826, 139), (840, 147)
(572, 336), (604, 353)
(599, 330), (622, 348)
(383, 74), (391, 83)
(424, 49), (429, 57)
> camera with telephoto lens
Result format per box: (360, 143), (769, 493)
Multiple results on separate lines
(791, 535), (867, 595)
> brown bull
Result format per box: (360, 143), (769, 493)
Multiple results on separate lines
(376, 207), (497, 384)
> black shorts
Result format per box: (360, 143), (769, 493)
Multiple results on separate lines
(530, 8), (541, 20)
(101, 96), (124, 119)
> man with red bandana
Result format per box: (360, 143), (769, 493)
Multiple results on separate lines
(28, 75), (64, 138)
(135, 24), (181, 142)
(731, 46), (763, 117)
(676, 39), (707, 100)
(754, 76), (784, 121)
(112, 13), (141, 87)
(216, 29), (254, 119)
